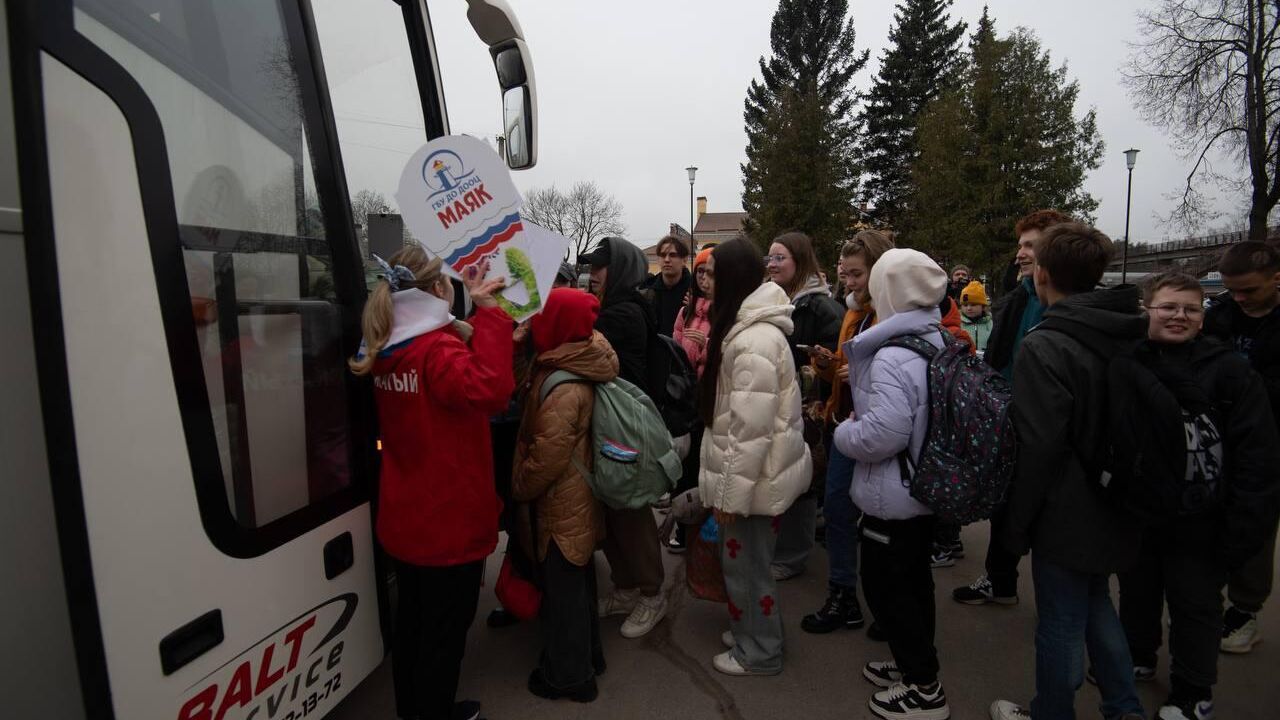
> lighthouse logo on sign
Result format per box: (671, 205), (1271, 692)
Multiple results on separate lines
(422, 150), (473, 199)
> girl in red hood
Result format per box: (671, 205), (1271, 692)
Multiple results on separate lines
(514, 288), (619, 703)
(349, 245), (510, 720)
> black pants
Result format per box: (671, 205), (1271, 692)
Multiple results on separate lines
(985, 501), (1021, 596)
(933, 520), (961, 546)
(490, 419), (520, 533)
(671, 425), (705, 545)
(861, 514), (939, 685)
(1119, 524), (1226, 695)
(539, 544), (604, 688)
(392, 559), (484, 720)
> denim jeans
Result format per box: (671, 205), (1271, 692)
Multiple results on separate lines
(1030, 556), (1143, 720)
(825, 444), (860, 588)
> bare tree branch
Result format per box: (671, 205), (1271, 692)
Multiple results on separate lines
(520, 182), (627, 262)
(1127, 0), (1280, 240)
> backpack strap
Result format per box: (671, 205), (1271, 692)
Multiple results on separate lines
(536, 369), (594, 482)
(880, 330), (944, 486)
(538, 369), (587, 405)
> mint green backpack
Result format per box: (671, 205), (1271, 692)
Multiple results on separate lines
(539, 370), (681, 510)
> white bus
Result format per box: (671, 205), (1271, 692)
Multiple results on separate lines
(0, 2), (535, 719)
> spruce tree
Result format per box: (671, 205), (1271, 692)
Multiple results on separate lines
(741, 0), (869, 267)
(909, 13), (1103, 285)
(858, 0), (966, 229)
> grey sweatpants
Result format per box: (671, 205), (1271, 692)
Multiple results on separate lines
(722, 514), (784, 672)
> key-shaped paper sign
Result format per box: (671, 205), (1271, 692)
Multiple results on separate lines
(396, 135), (560, 320)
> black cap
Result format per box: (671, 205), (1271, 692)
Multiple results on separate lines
(579, 239), (613, 268)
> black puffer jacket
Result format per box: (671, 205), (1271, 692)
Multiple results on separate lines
(1139, 337), (1280, 569)
(1203, 296), (1280, 429)
(1005, 286), (1148, 574)
(786, 277), (844, 381)
(593, 237), (656, 395)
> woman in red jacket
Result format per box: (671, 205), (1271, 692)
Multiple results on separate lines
(349, 246), (512, 720)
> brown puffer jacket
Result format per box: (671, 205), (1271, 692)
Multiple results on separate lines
(512, 330), (618, 565)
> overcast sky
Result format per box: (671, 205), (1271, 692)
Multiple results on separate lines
(315, 0), (1242, 250)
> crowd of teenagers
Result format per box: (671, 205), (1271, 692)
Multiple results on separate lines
(349, 210), (1280, 720)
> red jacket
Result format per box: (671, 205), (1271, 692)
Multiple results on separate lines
(372, 306), (514, 566)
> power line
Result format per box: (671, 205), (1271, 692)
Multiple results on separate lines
(343, 140), (413, 155)
(335, 113), (425, 131)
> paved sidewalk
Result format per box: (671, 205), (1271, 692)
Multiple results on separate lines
(330, 521), (1279, 719)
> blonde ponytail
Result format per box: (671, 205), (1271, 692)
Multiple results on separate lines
(348, 245), (447, 376)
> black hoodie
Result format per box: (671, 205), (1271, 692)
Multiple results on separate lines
(593, 238), (656, 394)
(1005, 286), (1149, 574)
(642, 267), (693, 337)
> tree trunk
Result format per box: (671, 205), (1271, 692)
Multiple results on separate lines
(1249, 197), (1271, 242)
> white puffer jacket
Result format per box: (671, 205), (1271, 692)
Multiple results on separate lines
(699, 282), (811, 517)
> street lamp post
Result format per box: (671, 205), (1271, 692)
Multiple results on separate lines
(686, 166), (698, 267)
(1122, 148), (1139, 285)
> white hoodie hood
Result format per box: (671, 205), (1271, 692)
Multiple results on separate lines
(357, 288), (457, 360)
(869, 248), (947, 321)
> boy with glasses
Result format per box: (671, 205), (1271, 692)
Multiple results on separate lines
(1115, 272), (1279, 720)
(642, 235), (692, 336)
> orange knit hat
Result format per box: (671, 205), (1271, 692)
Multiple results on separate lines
(694, 246), (714, 268)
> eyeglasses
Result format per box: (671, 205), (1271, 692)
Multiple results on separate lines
(1147, 304), (1205, 319)
(763, 254), (789, 265)
(695, 267), (709, 276)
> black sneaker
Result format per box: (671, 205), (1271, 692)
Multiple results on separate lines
(665, 525), (687, 554)
(452, 700), (481, 720)
(801, 584), (865, 633)
(862, 660), (903, 688)
(929, 545), (956, 568)
(943, 538), (964, 558)
(869, 681), (950, 720)
(867, 620), (889, 642)
(527, 669), (598, 703)
(951, 574), (1017, 605)
(1085, 664), (1156, 685)
(486, 607), (519, 629)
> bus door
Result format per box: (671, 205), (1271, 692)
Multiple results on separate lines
(8, 1), (385, 718)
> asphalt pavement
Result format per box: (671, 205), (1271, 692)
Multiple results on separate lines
(329, 520), (1279, 720)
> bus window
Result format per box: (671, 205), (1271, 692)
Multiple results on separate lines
(311, 0), (431, 239)
(73, 0), (357, 529)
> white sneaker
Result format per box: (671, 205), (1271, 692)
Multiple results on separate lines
(990, 699), (1031, 720)
(721, 630), (735, 648)
(598, 587), (640, 618)
(712, 650), (780, 676)
(1220, 614), (1260, 653)
(620, 593), (667, 638)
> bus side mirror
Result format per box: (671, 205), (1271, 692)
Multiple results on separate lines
(492, 41), (536, 169)
(466, 1), (537, 169)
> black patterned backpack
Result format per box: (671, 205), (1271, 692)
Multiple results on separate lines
(884, 328), (1018, 524)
